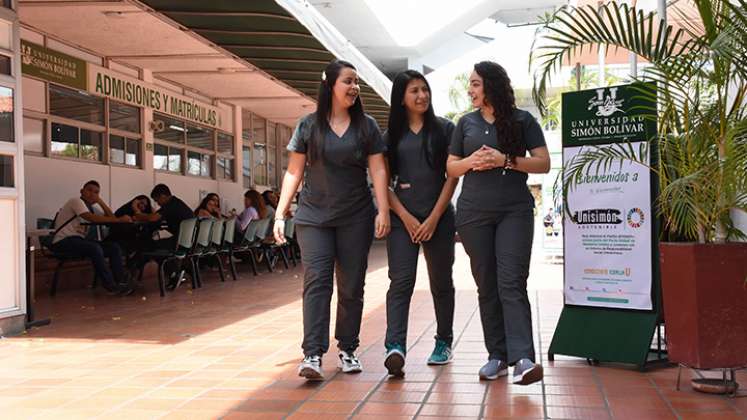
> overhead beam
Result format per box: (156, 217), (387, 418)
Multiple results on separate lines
(160, 11), (296, 21)
(192, 29), (315, 39)
(219, 44), (331, 54)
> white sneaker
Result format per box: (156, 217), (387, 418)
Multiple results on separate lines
(298, 355), (324, 381)
(338, 350), (362, 373)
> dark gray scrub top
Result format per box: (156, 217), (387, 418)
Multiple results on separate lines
(449, 109), (546, 227)
(287, 113), (386, 227)
(386, 117), (455, 221)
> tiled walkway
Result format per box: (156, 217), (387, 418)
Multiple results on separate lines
(1, 243), (745, 419)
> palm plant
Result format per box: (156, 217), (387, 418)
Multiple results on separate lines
(531, 0), (747, 243)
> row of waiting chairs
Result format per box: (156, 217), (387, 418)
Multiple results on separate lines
(141, 216), (298, 296)
(37, 216), (298, 297)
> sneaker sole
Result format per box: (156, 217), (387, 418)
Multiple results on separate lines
(479, 368), (508, 380)
(427, 354), (453, 366)
(385, 353), (405, 376)
(339, 365), (362, 374)
(298, 367), (324, 381)
(512, 364), (544, 385)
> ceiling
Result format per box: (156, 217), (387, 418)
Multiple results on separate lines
(309, 0), (567, 77)
(138, 0), (390, 126)
(17, 0), (391, 127)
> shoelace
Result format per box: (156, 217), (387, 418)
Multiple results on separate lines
(434, 340), (448, 354)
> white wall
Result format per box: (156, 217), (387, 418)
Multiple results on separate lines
(0, 199), (18, 311)
(24, 155), (248, 224)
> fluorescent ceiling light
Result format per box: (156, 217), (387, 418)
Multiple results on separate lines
(363, 0), (482, 47)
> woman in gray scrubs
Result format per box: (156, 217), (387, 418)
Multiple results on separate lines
(383, 70), (457, 377)
(273, 60), (391, 381)
(446, 61), (550, 385)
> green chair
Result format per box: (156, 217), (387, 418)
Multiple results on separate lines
(250, 218), (275, 272)
(233, 219), (262, 276)
(140, 218), (197, 297)
(190, 218), (215, 288)
(220, 217), (238, 280)
(206, 218), (227, 283)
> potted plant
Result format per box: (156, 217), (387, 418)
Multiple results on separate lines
(531, 0), (747, 369)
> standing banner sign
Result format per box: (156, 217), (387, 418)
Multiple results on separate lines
(548, 83), (664, 369)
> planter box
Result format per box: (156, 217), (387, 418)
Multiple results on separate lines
(660, 242), (747, 369)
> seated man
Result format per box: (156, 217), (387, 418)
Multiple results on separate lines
(141, 184), (194, 289)
(146, 184), (194, 248)
(51, 180), (134, 295)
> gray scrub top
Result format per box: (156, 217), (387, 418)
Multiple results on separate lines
(449, 109), (546, 227)
(386, 117), (455, 220)
(287, 113), (386, 227)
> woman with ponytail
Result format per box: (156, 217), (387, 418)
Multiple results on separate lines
(273, 59), (390, 381)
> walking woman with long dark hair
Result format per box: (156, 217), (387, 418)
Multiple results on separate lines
(447, 61), (550, 385)
(383, 70), (457, 377)
(273, 59), (390, 381)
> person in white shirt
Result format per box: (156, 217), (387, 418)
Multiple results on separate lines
(51, 180), (134, 295)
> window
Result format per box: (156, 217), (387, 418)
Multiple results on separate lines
(0, 155), (12, 187)
(253, 143), (267, 186)
(154, 143), (182, 173)
(217, 132), (233, 154)
(0, 56), (10, 76)
(217, 132), (234, 181)
(80, 129), (103, 161)
(108, 102), (141, 167)
(217, 157), (234, 181)
(23, 117), (44, 154)
(110, 135), (140, 167)
(187, 151), (211, 177)
(280, 125), (291, 173)
(49, 84), (104, 125)
(187, 124), (214, 149)
(252, 114), (266, 145)
(109, 101), (140, 133)
(0, 86), (13, 143)
(153, 113), (185, 143)
(50, 122), (103, 161)
(241, 143), (252, 188)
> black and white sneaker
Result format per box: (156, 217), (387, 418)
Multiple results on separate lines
(338, 350), (362, 373)
(512, 358), (543, 385)
(298, 355), (324, 381)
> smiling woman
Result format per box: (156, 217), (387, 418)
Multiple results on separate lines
(272, 59), (391, 381)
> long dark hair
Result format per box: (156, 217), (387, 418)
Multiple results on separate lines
(115, 194), (153, 217)
(473, 61), (523, 157)
(244, 189), (268, 219)
(195, 193), (220, 217)
(387, 70), (447, 179)
(309, 59), (369, 164)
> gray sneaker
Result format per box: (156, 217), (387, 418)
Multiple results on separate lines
(512, 358), (543, 385)
(478, 359), (508, 380)
(298, 355), (324, 381)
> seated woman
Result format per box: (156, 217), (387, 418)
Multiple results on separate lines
(108, 194), (158, 271)
(195, 193), (222, 218)
(237, 189), (268, 234)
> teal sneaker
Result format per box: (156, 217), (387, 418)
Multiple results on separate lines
(384, 343), (406, 377)
(427, 339), (453, 365)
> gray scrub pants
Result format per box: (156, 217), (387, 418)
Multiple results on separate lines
(457, 209), (536, 364)
(296, 220), (374, 357)
(385, 210), (456, 350)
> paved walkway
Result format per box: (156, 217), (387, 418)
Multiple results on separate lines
(1, 243), (745, 419)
